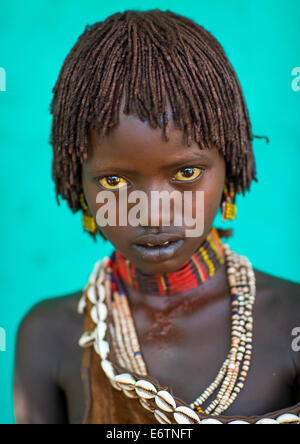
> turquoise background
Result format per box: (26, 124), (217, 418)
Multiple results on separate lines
(0, 0), (299, 424)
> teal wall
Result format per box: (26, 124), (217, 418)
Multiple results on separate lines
(0, 0), (299, 424)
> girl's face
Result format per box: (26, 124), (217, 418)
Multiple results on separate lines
(82, 111), (226, 275)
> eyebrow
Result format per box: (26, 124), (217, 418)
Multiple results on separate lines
(161, 151), (212, 169)
(88, 151), (213, 175)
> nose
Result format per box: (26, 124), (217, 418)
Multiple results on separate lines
(139, 185), (178, 228)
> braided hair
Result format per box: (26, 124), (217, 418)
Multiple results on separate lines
(50, 9), (258, 239)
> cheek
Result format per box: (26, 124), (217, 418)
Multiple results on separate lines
(83, 183), (133, 246)
(203, 187), (223, 222)
(194, 163), (225, 221)
(98, 225), (135, 253)
(205, 177), (224, 209)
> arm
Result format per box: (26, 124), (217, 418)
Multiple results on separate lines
(14, 304), (69, 424)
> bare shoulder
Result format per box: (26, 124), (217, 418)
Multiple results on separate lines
(253, 267), (300, 321)
(21, 290), (84, 324)
(254, 267), (300, 306)
(15, 290), (85, 392)
(16, 290), (84, 358)
(253, 268), (300, 367)
(22, 290), (83, 320)
(14, 290), (85, 423)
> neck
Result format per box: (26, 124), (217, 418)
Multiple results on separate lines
(110, 227), (225, 296)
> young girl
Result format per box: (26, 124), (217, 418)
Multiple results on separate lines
(14, 9), (300, 424)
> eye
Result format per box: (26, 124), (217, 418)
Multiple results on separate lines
(172, 167), (204, 182)
(98, 175), (128, 190)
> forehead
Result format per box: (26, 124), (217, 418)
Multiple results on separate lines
(86, 110), (222, 169)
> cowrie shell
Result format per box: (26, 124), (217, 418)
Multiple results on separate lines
(173, 406), (201, 424)
(93, 341), (100, 356)
(78, 331), (94, 348)
(201, 418), (223, 424)
(94, 321), (107, 341)
(97, 340), (109, 359)
(97, 284), (106, 302)
(139, 399), (155, 412)
(87, 285), (98, 304)
(90, 305), (98, 324)
(110, 379), (122, 391)
(101, 359), (115, 379)
(98, 301), (108, 321)
(123, 389), (138, 398)
(155, 390), (176, 413)
(77, 294), (86, 314)
(114, 373), (136, 391)
(276, 413), (300, 424)
(154, 409), (172, 424)
(89, 261), (102, 284)
(97, 268), (105, 285)
(91, 302), (108, 323)
(255, 418), (279, 424)
(135, 380), (157, 399)
(227, 420), (250, 424)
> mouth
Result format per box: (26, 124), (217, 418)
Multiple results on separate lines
(138, 240), (173, 247)
(132, 239), (184, 262)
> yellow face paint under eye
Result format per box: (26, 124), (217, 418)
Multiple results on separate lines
(173, 167), (203, 182)
(98, 176), (128, 190)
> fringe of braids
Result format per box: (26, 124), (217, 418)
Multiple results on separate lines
(50, 9), (258, 231)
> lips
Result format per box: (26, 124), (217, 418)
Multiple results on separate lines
(134, 233), (183, 247)
(132, 234), (184, 263)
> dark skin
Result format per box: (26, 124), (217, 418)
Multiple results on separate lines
(14, 112), (300, 424)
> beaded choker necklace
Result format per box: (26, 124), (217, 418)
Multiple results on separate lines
(113, 227), (225, 296)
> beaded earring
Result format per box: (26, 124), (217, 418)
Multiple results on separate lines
(222, 182), (237, 222)
(80, 193), (97, 234)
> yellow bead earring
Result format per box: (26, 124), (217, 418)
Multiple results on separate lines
(80, 193), (97, 235)
(222, 182), (237, 222)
